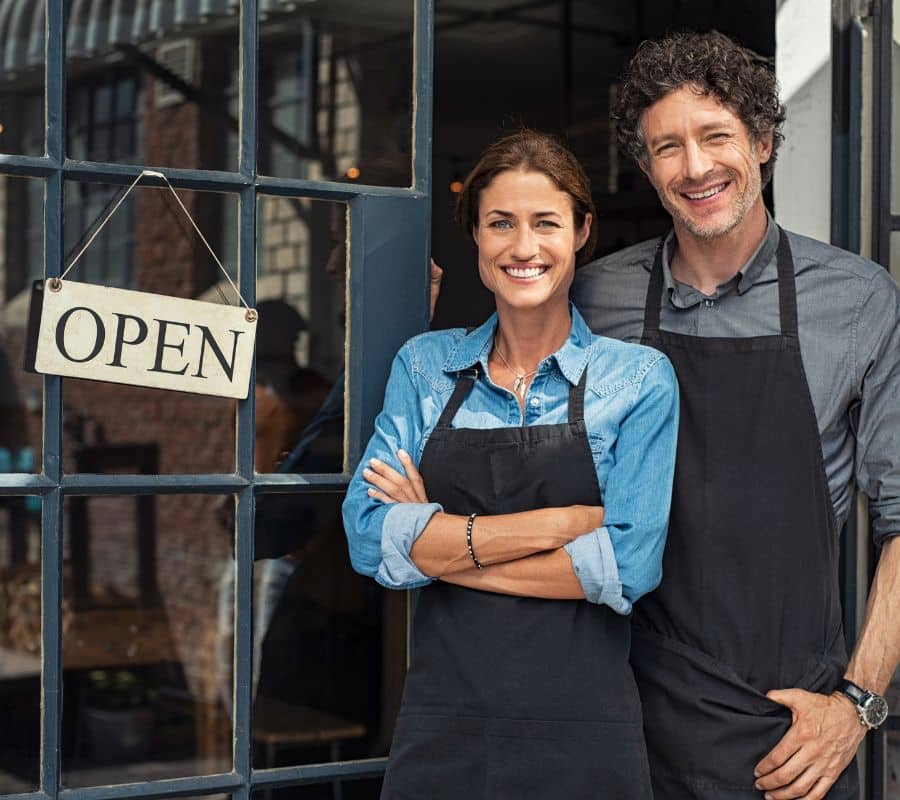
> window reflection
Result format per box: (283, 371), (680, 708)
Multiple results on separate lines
(0, 175), (43, 472)
(65, 5), (238, 172)
(256, 197), (347, 475)
(257, 3), (414, 185)
(0, 495), (41, 792)
(62, 494), (233, 786)
(248, 493), (407, 774)
(0, 0), (46, 157)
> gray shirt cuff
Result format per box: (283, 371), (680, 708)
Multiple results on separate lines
(563, 526), (629, 614)
(375, 501), (443, 589)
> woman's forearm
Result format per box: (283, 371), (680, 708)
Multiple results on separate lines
(410, 506), (602, 577)
(441, 548), (584, 599)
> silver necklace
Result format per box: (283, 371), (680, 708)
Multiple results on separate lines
(493, 342), (539, 400)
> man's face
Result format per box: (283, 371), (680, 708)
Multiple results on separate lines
(639, 86), (773, 241)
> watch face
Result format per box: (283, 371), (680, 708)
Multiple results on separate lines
(862, 695), (889, 728)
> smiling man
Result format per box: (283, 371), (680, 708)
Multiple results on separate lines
(573, 31), (900, 800)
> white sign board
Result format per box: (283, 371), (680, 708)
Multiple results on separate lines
(32, 280), (256, 399)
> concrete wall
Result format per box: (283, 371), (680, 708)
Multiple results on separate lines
(774, 0), (833, 241)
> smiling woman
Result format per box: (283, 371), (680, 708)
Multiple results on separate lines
(342, 130), (680, 799)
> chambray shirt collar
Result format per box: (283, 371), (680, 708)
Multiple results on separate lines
(658, 212), (780, 309)
(442, 303), (593, 386)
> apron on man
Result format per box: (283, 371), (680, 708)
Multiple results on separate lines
(382, 363), (652, 799)
(633, 229), (859, 799)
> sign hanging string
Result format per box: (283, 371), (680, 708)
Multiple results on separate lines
(57, 169), (253, 316)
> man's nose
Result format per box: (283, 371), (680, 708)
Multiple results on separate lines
(682, 140), (714, 182)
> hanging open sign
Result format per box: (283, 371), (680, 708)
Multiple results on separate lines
(24, 170), (256, 399)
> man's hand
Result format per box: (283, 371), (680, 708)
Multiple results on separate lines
(429, 259), (443, 322)
(753, 689), (865, 799)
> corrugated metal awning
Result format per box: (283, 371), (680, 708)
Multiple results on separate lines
(0, 0), (311, 76)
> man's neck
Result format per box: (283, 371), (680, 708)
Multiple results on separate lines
(670, 202), (769, 296)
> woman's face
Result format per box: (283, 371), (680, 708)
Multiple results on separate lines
(474, 169), (591, 316)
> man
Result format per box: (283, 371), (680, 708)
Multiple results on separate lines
(572, 31), (900, 799)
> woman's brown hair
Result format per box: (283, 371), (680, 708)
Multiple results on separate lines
(456, 130), (598, 266)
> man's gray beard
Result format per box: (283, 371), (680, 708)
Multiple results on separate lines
(662, 172), (761, 241)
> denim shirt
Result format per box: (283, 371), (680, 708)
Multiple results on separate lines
(342, 306), (679, 614)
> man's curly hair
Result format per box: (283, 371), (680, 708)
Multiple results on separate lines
(613, 31), (786, 188)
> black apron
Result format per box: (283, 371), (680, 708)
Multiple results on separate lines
(634, 230), (859, 799)
(381, 363), (652, 800)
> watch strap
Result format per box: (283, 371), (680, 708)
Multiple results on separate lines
(837, 678), (867, 707)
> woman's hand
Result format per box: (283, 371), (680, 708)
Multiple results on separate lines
(363, 449), (430, 504)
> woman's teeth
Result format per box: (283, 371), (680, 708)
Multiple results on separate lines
(504, 266), (547, 278)
(685, 183), (727, 200)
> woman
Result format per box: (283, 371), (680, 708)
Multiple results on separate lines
(342, 130), (678, 799)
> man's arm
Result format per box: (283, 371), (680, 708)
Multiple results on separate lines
(755, 269), (900, 800)
(754, 536), (900, 800)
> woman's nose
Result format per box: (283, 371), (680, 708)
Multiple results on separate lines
(510, 226), (539, 260)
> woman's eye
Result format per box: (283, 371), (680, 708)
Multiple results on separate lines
(536, 219), (561, 228)
(489, 219), (513, 229)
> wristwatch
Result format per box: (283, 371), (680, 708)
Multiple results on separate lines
(837, 679), (889, 730)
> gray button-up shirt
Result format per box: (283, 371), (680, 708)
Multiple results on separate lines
(573, 217), (900, 546)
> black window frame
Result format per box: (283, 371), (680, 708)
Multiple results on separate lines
(0, 0), (434, 796)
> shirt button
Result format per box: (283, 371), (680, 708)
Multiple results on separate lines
(530, 397), (540, 407)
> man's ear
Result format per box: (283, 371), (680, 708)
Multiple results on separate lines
(756, 132), (774, 164)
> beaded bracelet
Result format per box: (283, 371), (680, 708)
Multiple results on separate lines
(465, 512), (485, 570)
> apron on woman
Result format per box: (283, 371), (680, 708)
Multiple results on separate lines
(381, 363), (652, 799)
(633, 229), (859, 799)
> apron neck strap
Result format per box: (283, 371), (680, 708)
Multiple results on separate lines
(642, 236), (668, 335)
(436, 366), (479, 428)
(774, 227), (798, 337)
(642, 227), (798, 338)
(568, 365), (588, 423)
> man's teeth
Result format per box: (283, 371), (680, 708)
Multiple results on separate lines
(685, 183), (726, 200)
(504, 266), (547, 278)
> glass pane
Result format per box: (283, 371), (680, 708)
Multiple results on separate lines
(0, 175), (44, 472)
(888, 662), (900, 798)
(889, 729), (899, 799)
(255, 197), (346, 474)
(61, 494), (233, 786)
(892, 0), (900, 212)
(891, 231), (900, 285)
(251, 492), (405, 770)
(257, 3), (413, 186)
(0, 495), (41, 793)
(61, 182), (238, 474)
(65, 6), (238, 171)
(0, 1), (46, 156)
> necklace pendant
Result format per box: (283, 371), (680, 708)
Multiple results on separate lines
(513, 376), (525, 398)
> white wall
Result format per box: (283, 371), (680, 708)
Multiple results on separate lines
(774, 0), (832, 241)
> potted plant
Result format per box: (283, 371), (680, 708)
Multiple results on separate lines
(82, 669), (154, 764)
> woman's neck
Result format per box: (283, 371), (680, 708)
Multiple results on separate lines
(492, 299), (572, 373)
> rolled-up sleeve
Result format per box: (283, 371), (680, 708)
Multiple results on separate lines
(342, 344), (442, 589)
(565, 355), (679, 613)
(855, 269), (900, 547)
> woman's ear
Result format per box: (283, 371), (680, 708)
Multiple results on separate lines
(575, 213), (593, 252)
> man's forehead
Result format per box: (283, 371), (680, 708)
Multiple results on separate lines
(642, 87), (744, 133)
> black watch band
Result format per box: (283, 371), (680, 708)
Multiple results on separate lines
(837, 678), (889, 730)
(837, 678), (867, 706)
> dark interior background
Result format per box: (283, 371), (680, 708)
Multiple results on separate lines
(429, 0), (776, 330)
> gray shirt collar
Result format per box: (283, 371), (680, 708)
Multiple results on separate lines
(658, 213), (780, 309)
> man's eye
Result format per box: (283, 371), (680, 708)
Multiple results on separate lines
(655, 143), (677, 155)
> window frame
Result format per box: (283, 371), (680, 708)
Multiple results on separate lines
(0, 0), (434, 796)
